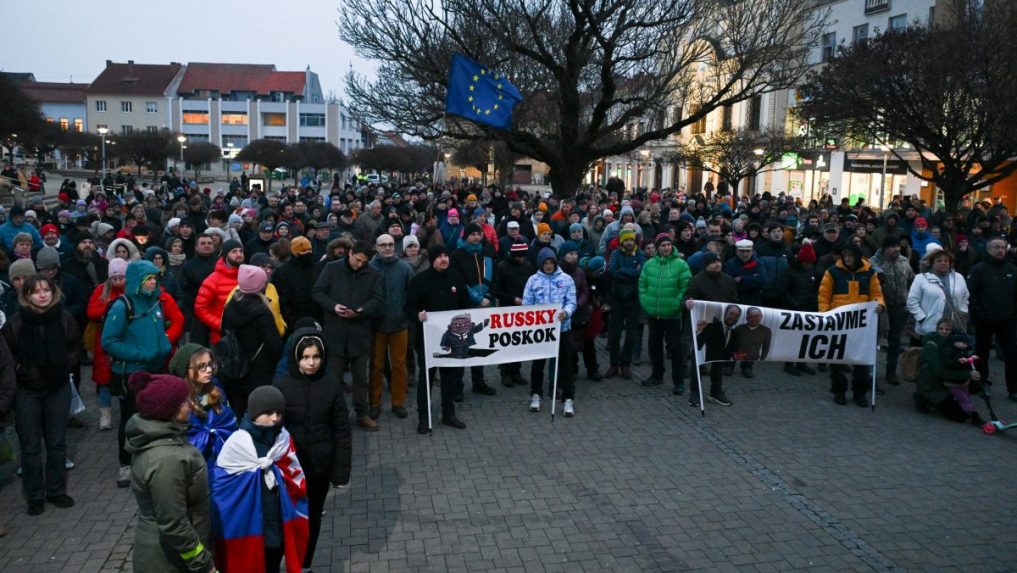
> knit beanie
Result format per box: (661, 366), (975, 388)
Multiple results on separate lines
(619, 228), (636, 244)
(537, 223), (552, 236)
(35, 246), (61, 270)
(8, 258), (36, 280)
(237, 264), (268, 294)
(108, 258), (128, 279)
(168, 343), (205, 379)
(290, 236), (312, 256)
(464, 222), (484, 238)
(250, 252), (275, 269)
(403, 235), (420, 250)
(569, 223), (583, 235)
(510, 241), (529, 255)
(797, 240), (817, 264)
(128, 372), (190, 422)
(654, 232), (673, 248)
(221, 239), (243, 260)
(247, 385), (286, 420)
(558, 241), (579, 258)
(447, 208), (459, 219)
(585, 255), (607, 275)
(701, 251), (721, 268)
(428, 244), (449, 264)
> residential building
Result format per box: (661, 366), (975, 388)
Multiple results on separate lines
(19, 81), (89, 134)
(85, 60), (185, 136)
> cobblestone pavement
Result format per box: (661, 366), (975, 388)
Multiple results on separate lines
(1, 341), (1016, 572)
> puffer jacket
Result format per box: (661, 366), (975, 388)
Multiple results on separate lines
(638, 250), (692, 319)
(906, 271), (969, 336)
(869, 250), (915, 310)
(608, 246), (645, 302)
(101, 260), (175, 376)
(125, 415), (214, 573)
(818, 257), (885, 311)
(86, 282), (124, 386)
(194, 257), (240, 343)
(522, 248), (577, 332)
(723, 254), (766, 306)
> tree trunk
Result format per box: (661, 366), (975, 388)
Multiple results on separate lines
(546, 162), (587, 200)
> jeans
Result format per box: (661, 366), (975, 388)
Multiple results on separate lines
(98, 385), (111, 408)
(608, 298), (640, 367)
(330, 353), (370, 417)
(648, 317), (685, 386)
(16, 384), (71, 503)
(974, 321), (1017, 394)
(370, 329), (408, 409)
(885, 306), (909, 379)
(417, 367), (463, 419)
(530, 328), (576, 400)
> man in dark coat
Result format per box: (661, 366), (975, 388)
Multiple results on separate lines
(685, 251), (739, 407)
(179, 234), (218, 345)
(271, 236), (322, 327)
(311, 240), (383, 431)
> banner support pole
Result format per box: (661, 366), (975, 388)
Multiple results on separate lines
(550, 316), (563, 423)
(425, 366), (433, 430)
(871, 344), (877, 413)
(687, 302), (706, 417)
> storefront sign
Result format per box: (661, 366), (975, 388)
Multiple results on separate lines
(844, 157), (910, 174)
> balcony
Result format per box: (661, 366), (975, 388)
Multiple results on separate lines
(865, 0), (889, 15)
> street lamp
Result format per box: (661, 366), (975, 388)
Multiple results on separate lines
(177, 135), (187, 173)
(97, 127), (109, 180)
(878, 143), (891, 210)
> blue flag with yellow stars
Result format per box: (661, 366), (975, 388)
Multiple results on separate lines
(445, 54), (523, 130)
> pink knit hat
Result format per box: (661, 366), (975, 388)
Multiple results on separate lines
(237, 264), (267, 294)
(108, 258), (128, 279)
(448, 208), (459, 218)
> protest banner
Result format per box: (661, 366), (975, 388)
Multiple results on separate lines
(421, 304), (562, 427)
(688, 301), (879, 412)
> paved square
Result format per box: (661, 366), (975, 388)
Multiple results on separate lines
(2, 343), (1016, 572)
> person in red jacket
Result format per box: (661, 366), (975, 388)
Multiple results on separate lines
(194, 240), (244, 344)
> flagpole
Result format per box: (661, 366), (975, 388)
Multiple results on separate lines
(871, 347), (877, 413)
(687, 302), (706, 417)
(426, 366), (433, 430)
(550, 312), (563, 423)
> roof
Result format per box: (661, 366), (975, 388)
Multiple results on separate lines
(19, 82), (88, 104)
(1, 72), (36, 83)
(379, 131), (411, 148)
(177, 63), (306, 97)
(87, 61), (183, 96)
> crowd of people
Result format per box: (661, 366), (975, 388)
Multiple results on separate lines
(0, 164), (1013, 570)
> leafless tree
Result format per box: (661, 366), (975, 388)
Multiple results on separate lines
(674, 128), (797, 196)
(340, 0), (827, 197)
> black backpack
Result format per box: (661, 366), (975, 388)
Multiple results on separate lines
(214, 329), (262, 381)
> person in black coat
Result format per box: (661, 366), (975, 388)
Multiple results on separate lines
(491, 241), (534, 387)
(271, 237), (321, 328)
(179, 234), (218, 345)
(220, 265), (284, 417)
(273, 328), (351, 571)
(404, 244), (472, 434)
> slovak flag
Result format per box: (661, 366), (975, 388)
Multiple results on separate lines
(211, 427), (309, 573)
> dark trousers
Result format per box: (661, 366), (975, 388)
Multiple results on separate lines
(470, 365), (486, 388)
(885, 306), (909, 379)
(974, 321), (1017, 394)
(688, 362), (724, 399)
(831, 364), (870, 396)
(303, 472), (330, 568)
(608, 298), (640, 367)
(16, 384), (71, 503)
(330, 353), (370, 416)
(116, 384), (138, 467)
(579, 331), (600, 375)
(648, 317), (685, 386)
(530, 328), (576, 400)
(417, 367), (463, 419)
(264, 545), (284, 573)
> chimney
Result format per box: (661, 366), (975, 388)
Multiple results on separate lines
(128, 60), (134, 65)
(106, 60), (112, 66)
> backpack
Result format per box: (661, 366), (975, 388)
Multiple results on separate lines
(213, 329), (262, 381)
(899, 346), (924, 382)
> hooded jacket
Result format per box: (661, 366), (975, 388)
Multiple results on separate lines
(271, 253), (322, 328)
(522, 248), (577, 332)
(818, 249), (885, 311)
(126, 415), (214, 573)
(101, 260), (175, 375)
(723, 253), (766, 306)
(194, 257), (241, 343)
(639, 248), (692, 319)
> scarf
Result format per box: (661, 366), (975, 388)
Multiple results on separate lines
(168, 252), (186, 267)
(18, 301), (69, 390)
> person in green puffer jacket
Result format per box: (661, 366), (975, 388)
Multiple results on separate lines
(125, 372), (214, 573)
(638, 233), (692, 395)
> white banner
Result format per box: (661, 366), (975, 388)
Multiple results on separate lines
(689, 301), (877, 366)
(422, 304), (561, 369)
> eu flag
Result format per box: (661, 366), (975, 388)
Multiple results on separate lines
(445, 54), (523, 130)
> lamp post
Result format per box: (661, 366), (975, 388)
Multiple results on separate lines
(97, 127), (109, 180)
(879, 144), (891, 210)
(176, 135), (186, 173)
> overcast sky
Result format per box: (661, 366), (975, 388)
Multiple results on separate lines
(0, 0), (373, 98)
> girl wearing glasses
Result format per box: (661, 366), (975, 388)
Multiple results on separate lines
(170, 343), (237, 466)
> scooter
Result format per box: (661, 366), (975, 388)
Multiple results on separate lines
(959, 356), (1016, 434)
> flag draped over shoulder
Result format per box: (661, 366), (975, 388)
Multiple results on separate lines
(445, 53), (523, 130)
(211, 427), (309, 573)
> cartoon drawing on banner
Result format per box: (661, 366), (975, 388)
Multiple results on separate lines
(433, 313), (498, 359)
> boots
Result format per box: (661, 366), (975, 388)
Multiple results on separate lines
(620, 367), (633, 380)
(605, 366), (619, 379)
(501, 373), (516, 388)
(511, 371), (528, 386)
(783, 363), (801, 376)
(99, 407), (112, 431)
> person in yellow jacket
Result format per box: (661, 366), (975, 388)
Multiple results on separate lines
(226, 252), (286, 336)
(818, 243), (884, 407)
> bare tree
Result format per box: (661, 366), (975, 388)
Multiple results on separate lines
(340, 0), (827, 198)
(675, 128), (796, 196)
(800, 0), (1017, 212)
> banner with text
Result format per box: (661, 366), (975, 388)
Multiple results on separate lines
(689, 301), (877, 366)
(423, 304), (561, 369)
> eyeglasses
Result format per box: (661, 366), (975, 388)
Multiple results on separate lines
(194, 361), (217, 372)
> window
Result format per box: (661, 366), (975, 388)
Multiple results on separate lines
(59, 118), (69, 131)
(691, 108), (706, 135)
(121, 125), (133, 135)
(146, 126), (158, 133)
(748, 95), (762, 130)
(299, 136), (326, 142)
(262, 113), (286, 127)
(96, 100), (107, 112)
(853, 24), (869, 44)
(121, 101), (133, 113)
(341, 115), (347, 130)
(928, 7), (935, 24)
(264, 136), (287, 141)
(46, 117), (54, 123)
(183, 111), (209, 124)
(299, 113), (326, 127)
(821, 32), (837, 62)
(146, 101), (158, 113)
(721, 105), (732, 131)
(889, 14), (907, 31)
(865, 0), (889, 14)
(73, 118), (83, 132)
(222, 134), (248, 148)
(221, 112), (248, 125)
